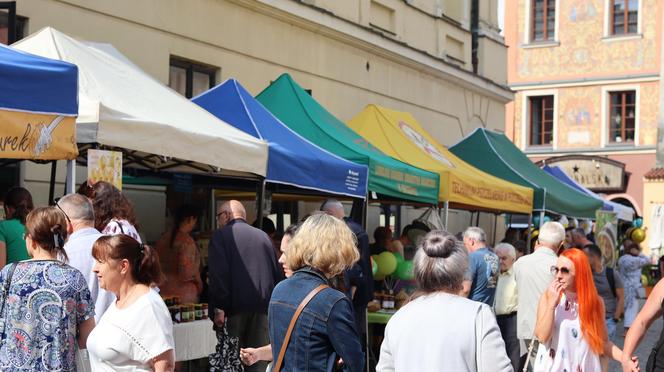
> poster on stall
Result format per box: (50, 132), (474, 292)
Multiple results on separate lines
(595, 210), (618, 267)
(88, 149), (122, 190)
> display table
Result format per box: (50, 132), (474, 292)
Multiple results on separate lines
(368, 310), (394, 324)
(173, 320), (217, 362)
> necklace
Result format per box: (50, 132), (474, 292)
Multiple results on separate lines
(116, 284), (143, 309)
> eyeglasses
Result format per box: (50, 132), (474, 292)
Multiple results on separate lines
(215, 211), (228, 220)
(53, 198), (72, 226)
(550, 266), (571, 275)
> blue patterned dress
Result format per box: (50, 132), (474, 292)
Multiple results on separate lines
(0, 260), (94, 371)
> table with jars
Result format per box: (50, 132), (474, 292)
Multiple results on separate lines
(163, 296), (218, 362)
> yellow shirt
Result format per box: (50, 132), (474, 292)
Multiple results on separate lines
(494, 268), (518, 315)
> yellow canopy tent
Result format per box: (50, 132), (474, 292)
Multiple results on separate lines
(348, 105), (534, 214)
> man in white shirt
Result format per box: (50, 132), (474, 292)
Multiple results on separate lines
(494, 242), (519, 372)
(59, 193), (114, 322)
(513, 221), (564, 371)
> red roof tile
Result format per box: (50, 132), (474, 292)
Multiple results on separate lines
(645, 167), (664, 180)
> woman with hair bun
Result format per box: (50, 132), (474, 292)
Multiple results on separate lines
(87, 234), (174, 371)
(0, 187), (34, 266)
(376, 230), (512, 372)
(0, 206), (95, 370)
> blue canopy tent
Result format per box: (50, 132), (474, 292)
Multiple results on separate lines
(543, 165), (634, 221)
(0, 43), (78, 160)
(192, 79), (368, 199)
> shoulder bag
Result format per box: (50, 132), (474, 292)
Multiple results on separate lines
(273, 284), (329, 372)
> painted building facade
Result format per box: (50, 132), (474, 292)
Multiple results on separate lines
(505, 0), (662, 219)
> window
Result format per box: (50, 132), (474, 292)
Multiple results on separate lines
(168, 57), (217, 98)
(608, 91), (635, 143)
(611, 0), (638, 35)
(529, 95), (554, 146)
(0, 2), (28, 45)
(532, 0), (555, 41)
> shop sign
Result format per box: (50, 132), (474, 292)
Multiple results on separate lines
(88, 149), (123, 190)
(541, 155), (625, 192)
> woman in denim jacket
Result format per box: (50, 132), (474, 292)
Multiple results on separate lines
(268, 213), (364, 372)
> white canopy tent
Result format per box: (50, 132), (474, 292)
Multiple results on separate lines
(13, 27), (268, 180)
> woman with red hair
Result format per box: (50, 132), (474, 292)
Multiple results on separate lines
(534, 248), (623, 371)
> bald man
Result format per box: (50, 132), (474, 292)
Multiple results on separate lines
(208, 200), (283, 372)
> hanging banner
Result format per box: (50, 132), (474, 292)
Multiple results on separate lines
(595, 210), (618, 267)
(0, 110), (77, 160)
(88, 149), (123, 190)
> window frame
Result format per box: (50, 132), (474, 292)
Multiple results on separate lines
(531, 0), (555, 42)
(168, 57), (217, 99)
(523, 0), (560, 46)
(0, 2), (28, 45)
(601, 85), (640, 147)
(610, 0), (638, 36)
(521, 90), (558, 151)
(528, 95), (555, 147)
(607, 90), (636, 145)
(603, 0), (642, 38)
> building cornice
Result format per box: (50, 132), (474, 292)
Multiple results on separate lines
(510, 73), (659, 90)
(229, 0), (513, 102)
(524, 146), (656, 158)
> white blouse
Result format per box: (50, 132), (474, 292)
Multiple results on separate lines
(534, 292), (601, 372)
(87, 289), (174, 371)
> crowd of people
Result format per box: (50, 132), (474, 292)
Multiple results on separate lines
(1, 182), (663, 371)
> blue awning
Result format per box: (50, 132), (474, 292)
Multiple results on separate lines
(193, 79), (368, 198)
(0, 44), (77, 115)
(543, 165), (634, 221)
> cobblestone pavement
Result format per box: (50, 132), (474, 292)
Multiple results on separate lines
(609, 300), (662, 372)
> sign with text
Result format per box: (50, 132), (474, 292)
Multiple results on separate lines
(88, 149), (122, 190)
(539, 155), (625, 192)
(0, 111), (77, 160)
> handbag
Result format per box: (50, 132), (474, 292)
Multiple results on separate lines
(273, 284), (329, 372)
(209, 322), (244, 372)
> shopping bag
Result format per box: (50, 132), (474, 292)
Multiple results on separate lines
(209, 323), (244, 372)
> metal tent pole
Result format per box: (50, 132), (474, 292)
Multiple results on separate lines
(526, 213), (534, 254)
(256, 177), (266, 229)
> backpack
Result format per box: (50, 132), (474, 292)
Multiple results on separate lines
(606, 267), (617, 298)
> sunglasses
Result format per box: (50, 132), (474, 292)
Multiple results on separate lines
(53, 198), (72, 226)
(550, 266), (571, 275)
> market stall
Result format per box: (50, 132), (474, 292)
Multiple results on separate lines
(192, 78), (368, 199)
(0, 43), (79, 200)
(347, 104), (534, 217)
(256, 73), (440, 206)
(0, 43), (78, 161)
(13, 27), (269, 183)
(449, 128), (603, 220)
(543, 165), (634, 221)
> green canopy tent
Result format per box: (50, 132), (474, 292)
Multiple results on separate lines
(256, 73), (440, 206)
(449, 128), (602, 220)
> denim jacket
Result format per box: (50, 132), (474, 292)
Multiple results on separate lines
(268, 267), (364, 372)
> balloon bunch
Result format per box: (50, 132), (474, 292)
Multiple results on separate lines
(532, 215), (551, 228)
(625, 218), (646, 244)
(371, 251), (414, 281)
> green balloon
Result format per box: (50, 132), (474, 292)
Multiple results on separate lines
(395, 260), (414, 280)
(393, 252), (404, 263)
(372, 259), (378, 275)
(373, 271), (386, 280)
(377, 251), (398, 276)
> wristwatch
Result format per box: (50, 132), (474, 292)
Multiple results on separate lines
(613, 317), (620, 322)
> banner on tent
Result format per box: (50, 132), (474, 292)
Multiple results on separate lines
(88, 149), (123, 190)
(0, 110), (77, 160)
